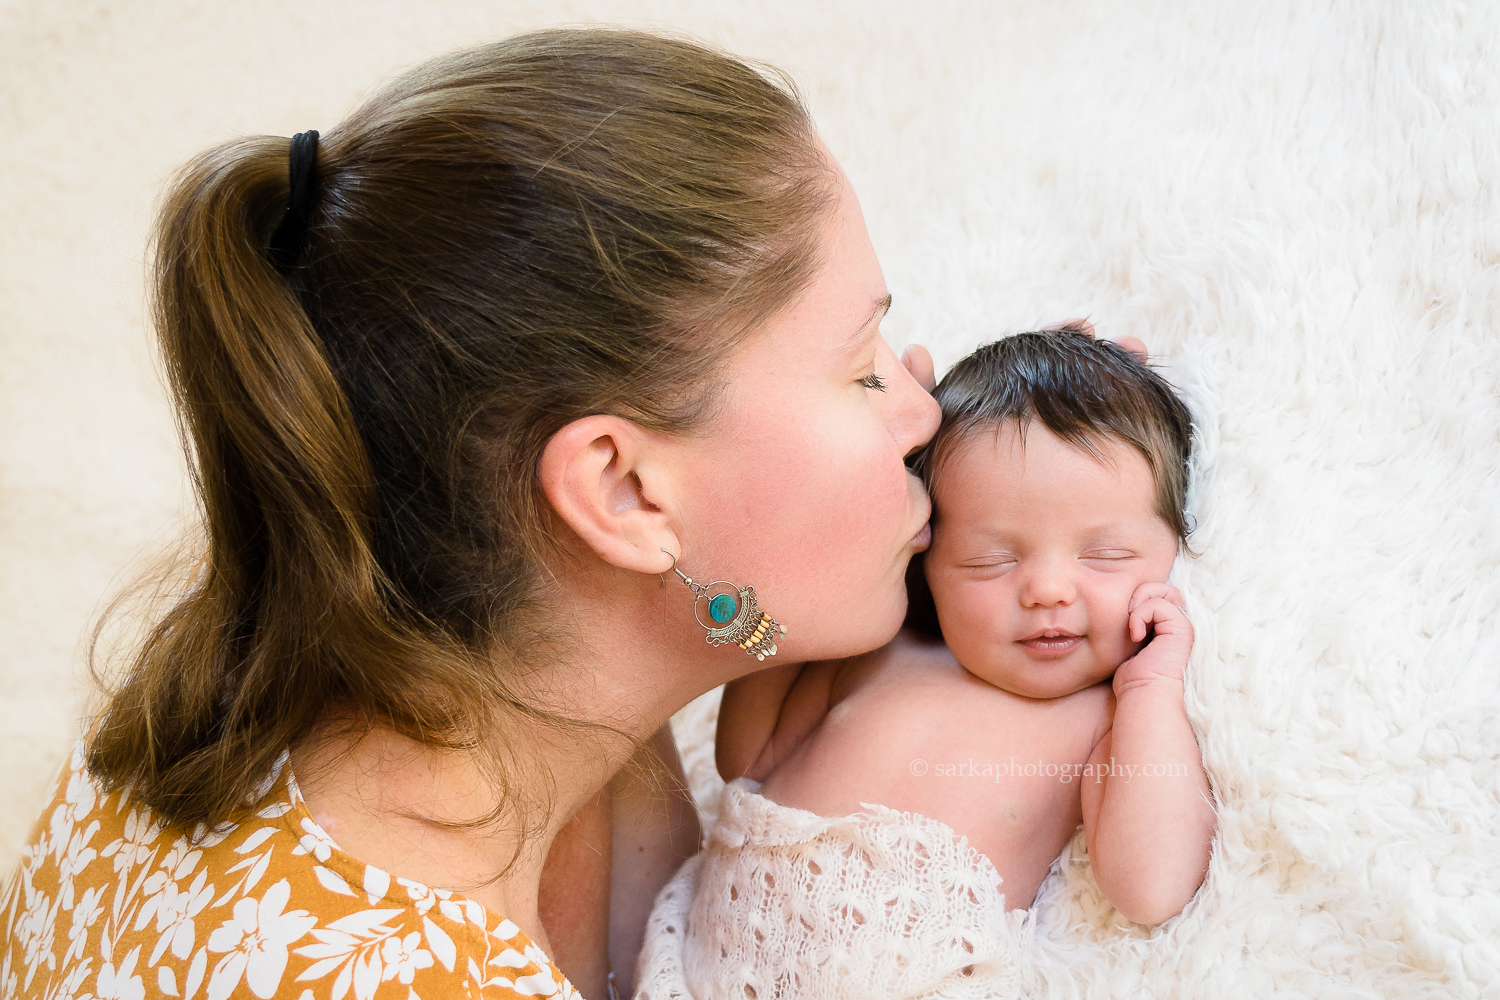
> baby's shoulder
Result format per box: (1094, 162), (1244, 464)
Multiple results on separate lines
(1052, 679), (1116, 749)
(1066, 677), (1114, 707)
(826, 628), (970, 703)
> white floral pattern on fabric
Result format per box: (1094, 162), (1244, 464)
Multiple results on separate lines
(1, 744), (583, 999)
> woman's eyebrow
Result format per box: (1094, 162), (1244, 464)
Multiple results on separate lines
(842, 293), (893, 352)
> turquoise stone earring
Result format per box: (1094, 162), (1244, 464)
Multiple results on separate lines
(660, 549), (787, 661)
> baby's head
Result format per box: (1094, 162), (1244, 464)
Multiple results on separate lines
(913, 327), (1192, 699)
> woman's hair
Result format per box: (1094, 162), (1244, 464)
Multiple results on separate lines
(87, 28), (836, 831)
(904, 327), (1194, 637)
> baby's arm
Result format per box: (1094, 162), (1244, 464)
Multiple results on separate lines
(1080, 583), (1216, 925)
(716, 661), (838, 783)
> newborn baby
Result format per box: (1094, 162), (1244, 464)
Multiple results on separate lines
(671, 329), (1217, 1000)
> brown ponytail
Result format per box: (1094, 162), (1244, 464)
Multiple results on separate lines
(87, 28), (834, 830)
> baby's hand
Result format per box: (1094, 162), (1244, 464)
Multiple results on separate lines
(1112, 583), (1194, 694)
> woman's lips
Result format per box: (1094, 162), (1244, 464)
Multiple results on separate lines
(906, 473), (932, 552)
(1016, 629), (1084, 657)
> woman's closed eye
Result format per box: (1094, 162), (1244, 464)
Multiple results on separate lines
(859, 372), (888, 391)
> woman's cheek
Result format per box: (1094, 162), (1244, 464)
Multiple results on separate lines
(725, 415), (897, 589)
(686, 385), (916, 655)
(794, 416), (905, 539)
(799, 424), (915, 649)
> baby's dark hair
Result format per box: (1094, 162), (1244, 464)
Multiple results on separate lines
(912, 325), (1194, 540)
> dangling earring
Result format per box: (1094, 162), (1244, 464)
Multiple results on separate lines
(659, 549), (787, 661)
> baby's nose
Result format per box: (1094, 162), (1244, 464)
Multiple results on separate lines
(1018, 563), (1077, 608)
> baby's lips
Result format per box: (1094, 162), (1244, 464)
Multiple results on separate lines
(1017, 627), (1083, 642)
(1015, 631), (1087, 659)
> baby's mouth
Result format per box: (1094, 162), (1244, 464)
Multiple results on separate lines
(1016, 629), (1085, 656)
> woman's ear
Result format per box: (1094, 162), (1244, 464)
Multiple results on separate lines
(538, 414), (681, 575)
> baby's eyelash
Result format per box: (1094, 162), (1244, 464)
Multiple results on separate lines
(860, 372), (888, 392)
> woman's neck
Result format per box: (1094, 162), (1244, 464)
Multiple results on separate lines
(288, 592), (724, 955)
(290, 560), (744, 966)
(288, 715), (629, 956)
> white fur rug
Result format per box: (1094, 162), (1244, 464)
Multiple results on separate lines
(3, 1), (1497, 996)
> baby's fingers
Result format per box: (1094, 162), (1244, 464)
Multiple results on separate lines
(1128, 595), (1193, 642)
(1128, 582), (1184, 614)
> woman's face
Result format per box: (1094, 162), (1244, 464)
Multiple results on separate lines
(672, 166), (940, 663)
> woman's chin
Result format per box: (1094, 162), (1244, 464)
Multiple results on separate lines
(795, 592), (908, 661)
(855, 587), (911, 655)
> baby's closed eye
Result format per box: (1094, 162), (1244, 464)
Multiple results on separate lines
(1079, 549), (1138, 564)
(957, 553), (1018, 572)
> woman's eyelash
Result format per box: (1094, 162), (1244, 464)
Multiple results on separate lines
(860, 372), (888, 392)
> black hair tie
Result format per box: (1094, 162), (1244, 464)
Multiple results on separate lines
(267, 130), (320, 274)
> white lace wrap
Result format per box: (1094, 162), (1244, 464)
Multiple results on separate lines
(635, 778), (1024, 1000)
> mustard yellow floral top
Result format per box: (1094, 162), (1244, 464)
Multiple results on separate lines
(1, 744), (582, 1000)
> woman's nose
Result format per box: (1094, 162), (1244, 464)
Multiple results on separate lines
(905, 387), (941, 458)
(893, 352), (941, 458)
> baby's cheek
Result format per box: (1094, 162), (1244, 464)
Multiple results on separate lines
(1094, 586), (1142, 663)
(935, 577), (1000, 649)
